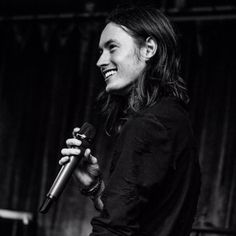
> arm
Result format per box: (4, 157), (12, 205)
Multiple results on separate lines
(90, 115), (172, 236)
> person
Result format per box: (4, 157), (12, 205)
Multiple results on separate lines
(59, 6), (201, 236)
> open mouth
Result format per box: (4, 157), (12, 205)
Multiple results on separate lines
(103, 69), (117, 80)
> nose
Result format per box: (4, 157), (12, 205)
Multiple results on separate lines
(96, 51), (109, 68)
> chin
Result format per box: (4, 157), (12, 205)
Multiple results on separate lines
(105, 86), (118, 94)
(105, 82), (118, 92)
(106, 86), (132, 96)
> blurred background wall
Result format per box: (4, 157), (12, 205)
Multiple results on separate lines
(0, 0), (236, 235)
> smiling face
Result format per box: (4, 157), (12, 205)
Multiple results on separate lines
(97, 22), (146, 94)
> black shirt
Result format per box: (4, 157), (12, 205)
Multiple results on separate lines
(90, 97), (201, 236)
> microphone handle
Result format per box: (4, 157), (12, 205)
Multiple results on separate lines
(47, 155), (80, 199)
(39, 122), (95, 214)
(39, 154), (82, 214)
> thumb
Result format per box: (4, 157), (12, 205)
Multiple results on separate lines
(84, 149), (98, 164)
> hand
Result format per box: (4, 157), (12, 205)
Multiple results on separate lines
(59, 127), (100, 188)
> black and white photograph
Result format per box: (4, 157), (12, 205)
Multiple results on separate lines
(0, 0), (235, 236)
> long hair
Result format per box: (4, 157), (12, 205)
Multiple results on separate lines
(98, 6), (189, 135)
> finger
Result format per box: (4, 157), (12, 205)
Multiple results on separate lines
(75, 171), (93, 187)
(59, 156), (70, 165)
(61, 148), (81, 156)
(89, 154), (98, 164)
(72, 127), (80, 138)
(79, 149), (91, 166)
(84, 149), (98, 164)
(84, 148), (91, 158)
(66, 138), (82, 147)
(87, 164), (100, 177)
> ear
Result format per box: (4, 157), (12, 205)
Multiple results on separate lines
(140, 36), (157, 61)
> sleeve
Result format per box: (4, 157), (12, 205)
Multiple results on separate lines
(90, 114), (172, 236)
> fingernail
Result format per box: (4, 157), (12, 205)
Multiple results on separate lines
(75, 149), (81, 154)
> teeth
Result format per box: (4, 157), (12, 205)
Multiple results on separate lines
(104, 70), (117, 79)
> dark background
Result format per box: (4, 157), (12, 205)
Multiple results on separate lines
(0, 0), (235, 235)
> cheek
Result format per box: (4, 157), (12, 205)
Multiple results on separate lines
(119, 57), (141, 75)
(115, 48), (139, 66)
(128, 59), (146, 77)
(112, 48), (145, 81)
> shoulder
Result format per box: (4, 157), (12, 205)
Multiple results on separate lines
(119, 96), (192, 143)
(143, 96), (191, 131)
(145, 96), (189, 120)
(127, 96), (188, 129)
(119, 109), (168, 145)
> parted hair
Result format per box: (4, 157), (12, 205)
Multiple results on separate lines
(98, 6), (189, 135)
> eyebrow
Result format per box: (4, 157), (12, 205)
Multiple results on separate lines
(99, 39), (119, 50)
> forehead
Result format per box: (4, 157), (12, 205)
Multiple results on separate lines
(98, 22), (135, 48)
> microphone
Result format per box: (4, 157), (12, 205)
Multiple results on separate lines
(39, 122), (96, 214)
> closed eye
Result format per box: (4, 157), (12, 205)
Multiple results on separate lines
(109, 44), (117, 52)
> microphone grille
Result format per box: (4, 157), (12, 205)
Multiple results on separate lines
(77, 122), (96, 141)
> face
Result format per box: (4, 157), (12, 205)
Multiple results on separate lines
(97, 22), (146, 94)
